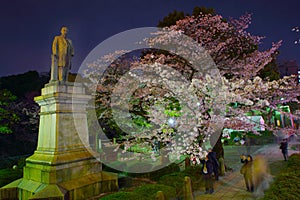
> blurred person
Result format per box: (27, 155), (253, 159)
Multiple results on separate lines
(252, 155), (273, 198)
(208, 148), (219, 180)
(200, 155), (214, 194)
(233, 135), (240, 143)
(279, 138), (288, 161)
(240, 155), (254, 192)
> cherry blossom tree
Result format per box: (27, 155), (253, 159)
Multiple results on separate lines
(82, 12), (300, 165)
(144, 13), (299, 131)
(152, 13), (282, 80)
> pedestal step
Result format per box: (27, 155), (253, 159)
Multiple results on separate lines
(0, 171), (118, 200)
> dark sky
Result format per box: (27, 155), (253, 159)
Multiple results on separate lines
(1, 0), (300, 77)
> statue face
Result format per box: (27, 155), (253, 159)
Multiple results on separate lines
(61, 27), (68, 36)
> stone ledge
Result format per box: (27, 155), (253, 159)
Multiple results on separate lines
(0, 171), (118, 200)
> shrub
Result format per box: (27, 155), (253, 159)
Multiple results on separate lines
(101, 184), (176, 200)
(159, 172), (185, 188)
(134, 184), (176, 200)
(287, 153), (300, 170)
(181, 166), (204, 189)
(149, 163), (180, 181)
(158, 172), (186, 197)
(99, 191), (142, 200)
(126, 162), (180, 181)
(262, 172), (300, 200)
(158, 166), (204, 197)
(182, 165), (202, 180)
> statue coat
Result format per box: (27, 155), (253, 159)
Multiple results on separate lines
(52, 36), (74, 69)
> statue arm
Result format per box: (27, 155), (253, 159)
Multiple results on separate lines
(52, 36), (58, 56)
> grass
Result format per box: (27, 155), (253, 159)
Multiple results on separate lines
(268, 160), (288, 176)
(0, 168), (23, 187)
(261, 153), (300, 200)
(100, 184), (176, 200)
(0, 156), (26, 187)
(100, 165), (203, 199)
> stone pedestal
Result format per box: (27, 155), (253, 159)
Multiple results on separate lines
(0, 82), (118, 200)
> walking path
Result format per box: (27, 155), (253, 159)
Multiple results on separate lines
(194, 143), (300, 200)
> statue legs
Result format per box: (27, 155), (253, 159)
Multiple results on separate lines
(50, 55), (70, 82)
(58, 66), (69, 81)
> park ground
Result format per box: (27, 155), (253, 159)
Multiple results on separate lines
(193, 142), (299, 200)
(90, 140), (299, 200)
(1, 140), (298, 199)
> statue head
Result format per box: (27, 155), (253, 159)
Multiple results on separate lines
(60, 26), (68, 36)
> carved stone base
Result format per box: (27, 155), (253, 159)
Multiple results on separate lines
(1, 170), (117, 200)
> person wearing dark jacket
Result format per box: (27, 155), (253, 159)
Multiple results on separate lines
(279, 138), (288, 161)
(200, 155), (214, 194)
(208, 148), (219, 180)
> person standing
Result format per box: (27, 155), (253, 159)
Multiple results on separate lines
(200, 155), (214, 194)
(51, 26), (74, 82)
(279, 138), (288, 161)
(240, 155), (254, 192)
(207, 148), (219, 180)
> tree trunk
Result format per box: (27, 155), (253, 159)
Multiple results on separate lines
(213, 134), (225, 176)
(212, 134), (224, 160)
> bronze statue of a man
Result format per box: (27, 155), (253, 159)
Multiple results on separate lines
(51, 26), (74, 82)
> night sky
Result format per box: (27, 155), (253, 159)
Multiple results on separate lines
(1, 0), (300, 77)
